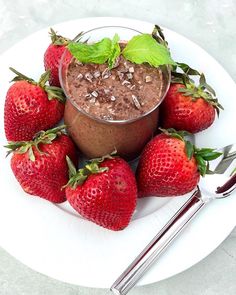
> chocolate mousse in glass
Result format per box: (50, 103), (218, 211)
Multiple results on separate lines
(60, 26), (170, 160)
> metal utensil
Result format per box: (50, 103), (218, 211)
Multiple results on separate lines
(110, 144), (236, 295)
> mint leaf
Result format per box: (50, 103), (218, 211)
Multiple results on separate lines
(122, 34), (176, 67)
(67, 38), (113, 64)
(108, 34), (121, 69)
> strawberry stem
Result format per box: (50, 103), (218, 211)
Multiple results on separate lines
(5, 125), (66, 161)
(44, 85), (66, 103)
(49, 28), (70, 46)
(65, 156), (109, 189)
(9, 67), (35, 83)
(38, 70), (51, 88)
(64, 152), (117, 189)
(170, 63), (223, 114)
(9, 67), (66, 103)
(159, 128), (222, 176)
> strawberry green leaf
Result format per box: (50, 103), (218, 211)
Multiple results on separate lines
(38, 70), (50, 87)
(176, 63), (200, 76)
(91, 149), (117, 163)
(18, 144), (31, 154)
(64, 154), (114, 189)
(66, 155), (77, 178)
(34, 125), (66, 142)
(199, 73), (216, 96)
(172, 64), (223, 114)
(28, 146), (35, 162)
(159, 128), (222, 175)
(194, 147), (222, 176)
(49, 28), (71, 46)
(44, 85), (66, 103)
(194, 148), (222, 161)
(5, 125), (66, 161)
(4, 141), (31, 157)
(9, 67), (35, 83)
(185, 140), (194, 159)
(9, 67), (65, 103)
(151, 24), (168, 47)
(194, 155), (207, 176)
(122, 34), (176, 67)
(202, 151), (222, 161)
(159, 128), (190, 142)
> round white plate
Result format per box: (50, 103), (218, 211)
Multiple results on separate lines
(0, 17), (236, 289)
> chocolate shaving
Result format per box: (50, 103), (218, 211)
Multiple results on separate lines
(122, 80), (131, 86)
(91, 91), (99, 97)
(104, 89), (110, 95)
(120, 68), (129, 73)
(85, 72), (93, 83)
(85, 93), (92, 99)
(129, 67), (134, 73)
(117, 71), (124, 80)
(77, 73), (83, 80)
(89, 97), (96, 104)
(132, 95), (141, 109)
(93, 71), (101, 78)
(126, 73), (133, 80)
(145, 75), (152, 83)
(102, 68), (111, 79)
(113, 57), (120, 68)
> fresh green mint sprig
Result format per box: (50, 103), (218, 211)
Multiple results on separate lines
(122, 34), (175, 67)
(67, 32), (176, 69)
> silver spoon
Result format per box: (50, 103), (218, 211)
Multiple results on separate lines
(110, 143), (236, 295)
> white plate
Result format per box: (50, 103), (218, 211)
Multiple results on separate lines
(0, 17), (236, 289)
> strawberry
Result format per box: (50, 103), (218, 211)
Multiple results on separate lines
(160, 63), (223, 133)
(4, 68), (65, 141)
(65, 155), (137, 231)
(44, 28), (72, 87)
(5, 126), (77, 203)
(136, 128), (221, 197)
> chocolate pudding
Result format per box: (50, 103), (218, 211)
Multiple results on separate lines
(60, 28), (170, 160)
(65, 56), (164, 121)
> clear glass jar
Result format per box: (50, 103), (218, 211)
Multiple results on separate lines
(60, 26), (170, 160)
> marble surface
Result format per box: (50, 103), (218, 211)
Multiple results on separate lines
(0, 0), (235, 294)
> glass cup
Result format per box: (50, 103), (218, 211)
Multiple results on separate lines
(60, 26), (170, 160)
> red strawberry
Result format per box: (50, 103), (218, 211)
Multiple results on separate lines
(44, 28), (72, 87)
(160, 64), (223, 133)
(4, 68), (65, 141)
(136, 129), (221, 197)
(5, 126), (77, 203)
(65, 156), (137, 231)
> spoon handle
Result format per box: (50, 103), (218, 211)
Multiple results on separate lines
(110, 189), (206, 295)
(216, 173), (236, 194)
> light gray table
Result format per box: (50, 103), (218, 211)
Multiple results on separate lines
(0, 1), (235, 294)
